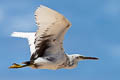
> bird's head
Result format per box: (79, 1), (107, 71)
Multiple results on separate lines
(69, 54), (84, 61)
(68, 54), (98, 61)
(67, 54), (83, 63)
(65, 54), (98, 69)
(65, 54), (82, 69)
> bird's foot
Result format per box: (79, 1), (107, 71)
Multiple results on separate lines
(9, 63), (24, 69)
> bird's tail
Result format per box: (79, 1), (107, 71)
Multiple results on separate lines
(11, 32), (35, 39)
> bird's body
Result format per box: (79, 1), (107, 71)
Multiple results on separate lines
(9, 5), (98, 70)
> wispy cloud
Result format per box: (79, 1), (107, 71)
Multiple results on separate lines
(103, 0), (120, 16)
(107, 44), (120, 57)
(2, 14), (37, 37)
(0, 8), (4, 23)
(0, 1), (37, 37)
(10, 15), (36, 31)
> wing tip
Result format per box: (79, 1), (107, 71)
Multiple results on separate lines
(11, 32), (17, 37)
(40, 5), (47, 8)
(36, 5), (48, 10)
(35, 5), (48, 15)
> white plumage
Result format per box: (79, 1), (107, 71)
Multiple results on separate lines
(11, 32), (36, 55)
(9, 5), (98, 70)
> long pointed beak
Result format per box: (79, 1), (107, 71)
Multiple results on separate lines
(79, 56), (99, 60)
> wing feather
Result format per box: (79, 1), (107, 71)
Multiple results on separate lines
(35, 5), (71, 42)
(30, 5), (71, 60)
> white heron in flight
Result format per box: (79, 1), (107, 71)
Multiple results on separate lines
(9, 5), (98, 70)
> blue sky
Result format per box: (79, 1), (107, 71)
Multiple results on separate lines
(0, 0), (120, 80)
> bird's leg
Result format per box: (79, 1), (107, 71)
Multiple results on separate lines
(9, 63), (28, 69)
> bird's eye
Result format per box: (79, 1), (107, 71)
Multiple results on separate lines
(76, 57), (79, 59)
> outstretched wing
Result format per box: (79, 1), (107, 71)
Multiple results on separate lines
(30, 5), (71, 60)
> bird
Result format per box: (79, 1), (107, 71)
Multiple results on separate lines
(9, 5), (98, 70)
